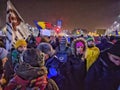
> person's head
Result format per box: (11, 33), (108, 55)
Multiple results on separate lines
(109, 35), (117, 44)
(107, 40), (120, 66)
(59, 36), (67, 45)
(21, 48), (45, 67)
(0, 48), (8, 66)
(72, 37), (87, 56)
(15, 39), (27, 53)
(37, 42), (55, 59)
(87, 36), (95, 48)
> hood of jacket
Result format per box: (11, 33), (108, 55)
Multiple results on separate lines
(71, 38), (87, 57)
(14, 62), (48, 80)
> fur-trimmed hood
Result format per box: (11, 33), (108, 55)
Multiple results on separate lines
(71, 37), (87, 57)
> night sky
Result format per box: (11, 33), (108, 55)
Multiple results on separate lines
(0, 0), (120, 31)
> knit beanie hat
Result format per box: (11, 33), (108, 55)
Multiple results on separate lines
(0, 48), (8, 60)
(60, 36), (67, 45)
(87, 36), (94, 42)
(37, 42), (55, 57)
(107, 40), (120, 57)
(15, 39), (27, 49)
(21, 48), (45, 67)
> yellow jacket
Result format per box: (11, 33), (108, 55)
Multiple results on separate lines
(85, 46), (100, 71)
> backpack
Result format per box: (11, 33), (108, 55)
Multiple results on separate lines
(56, 47), (68, 63)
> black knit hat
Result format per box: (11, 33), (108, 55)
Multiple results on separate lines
(108, 40), (120, 57)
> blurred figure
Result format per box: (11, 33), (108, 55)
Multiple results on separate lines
(4, 39), (27, 84)
(49, 36), (57, 49)
(26, 34), (36, 48)
(67, 37), (87, 90)
(85, 40), (120, 90)
(12, 39), (27, 66)
(109, 35), (117, 44)
(96, 36), (113, 51)
(37, 42), (67, 90)
(85, 36), (100, 71)
(4, 48), (59, 90)
(56, 36), (72, 62)
(0, 48), (8, 88)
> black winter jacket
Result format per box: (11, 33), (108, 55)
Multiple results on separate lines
(85, 51), (120, 90)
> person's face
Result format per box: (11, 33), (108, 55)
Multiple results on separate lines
(44, 54), (49, 60)
(87, 40), (95, 47)
(76, 46), (84, 55)
(108, 53), (120, 66)
(76, 42), (84, 55)
(17, 46), (27, 53)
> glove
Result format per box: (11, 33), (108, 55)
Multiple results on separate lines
(48, 67), (58, 78)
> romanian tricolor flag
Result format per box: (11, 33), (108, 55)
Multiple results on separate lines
(34, 21), (52, 30)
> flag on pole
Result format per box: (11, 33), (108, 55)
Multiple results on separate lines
(37, 22), (46, 29)
(34, 21), (52, 30)
(34, 21), (42, 30)
(6, 0), (31, 51)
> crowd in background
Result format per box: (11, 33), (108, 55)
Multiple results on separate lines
(0, 34), (120, 90)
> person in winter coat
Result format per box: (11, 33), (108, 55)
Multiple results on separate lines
(49, 35), (57, 49)
(0, 48), (8, 89)
(37, 42), (68, 90)
(67, 37), (87, 90)
(96, 36), (113, 51)
(85, 36), (100, 71)
(26, 34), (36, 48)
(4, 48), (59, 90)
(85, 40), (120, 90)
(4, 39), (27, 85)
(56, 36), (72, 57)
(109, 35), (117, 44)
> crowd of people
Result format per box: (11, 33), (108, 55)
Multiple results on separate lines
(0, 34), (120, 90)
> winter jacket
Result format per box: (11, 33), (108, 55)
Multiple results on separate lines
(96, 37), (113, 51)
(85, 51), (120, 90)
(4, 62), (59, 90)
(65, 37), (87, 90)
(4, 50), (21, 84)
(85, 46), (100, 71)
(45, 55), (67, 90)
(67, 55), (86, 90)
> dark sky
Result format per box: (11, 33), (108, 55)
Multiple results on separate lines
(0, 0), (120, 31)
